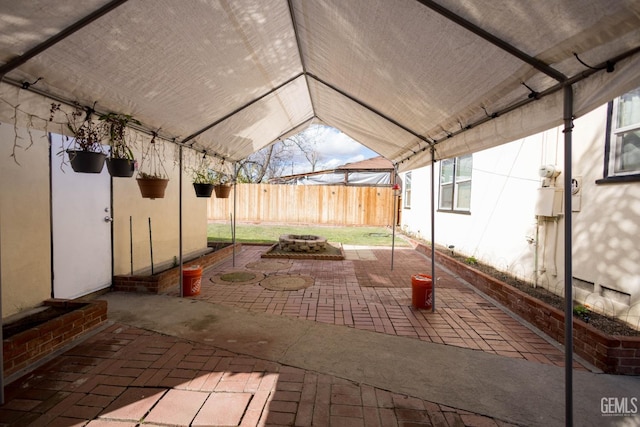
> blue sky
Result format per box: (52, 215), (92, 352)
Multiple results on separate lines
(289, 125), (378, 173)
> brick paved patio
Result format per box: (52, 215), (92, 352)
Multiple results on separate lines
(0, 323), (517, 426)
(0, 244), (590, 426)
(188, 245), (586, 370)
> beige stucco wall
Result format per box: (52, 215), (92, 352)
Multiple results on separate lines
(0, 121), (211, 315)
(112, 137), (208, 275)
(0, 124), (52, 318)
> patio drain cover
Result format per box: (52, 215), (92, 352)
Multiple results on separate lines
(209, 270), (265, 285)
(260, 275), (314, 291)
(221, 272), (256, 282)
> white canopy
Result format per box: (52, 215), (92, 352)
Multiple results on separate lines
(1, 0), (639, 171)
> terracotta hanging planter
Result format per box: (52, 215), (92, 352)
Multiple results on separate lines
(106, 158), (135, 177)
(193, 183), (214, 198)
(136, 176), (169, 199)
(67, 150), (106, 174)
(214, 183), (232, 198)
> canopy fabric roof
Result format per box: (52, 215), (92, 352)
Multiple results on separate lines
(1, 0), (639, 172)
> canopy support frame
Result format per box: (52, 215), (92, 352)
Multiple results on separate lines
(0, 0), (130, 80)
(414, 0), (566, 82)
(307, 73), (433, 148)
(179, 146), (184, 298)
(0, 76), (231, 163)
(395, 46), (640, 166)
(563, 84), (574, 427)
(181, 72), (305, 147)
(430, 146), (436, 312)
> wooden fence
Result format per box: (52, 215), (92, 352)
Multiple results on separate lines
(208, 183), (397, 226)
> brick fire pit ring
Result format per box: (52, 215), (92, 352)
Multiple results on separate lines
(278, 234), (327, 252)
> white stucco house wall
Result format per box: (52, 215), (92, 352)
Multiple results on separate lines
(400, 86), (640, 328)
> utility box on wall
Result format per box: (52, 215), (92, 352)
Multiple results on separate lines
(535, 187), (563, 217)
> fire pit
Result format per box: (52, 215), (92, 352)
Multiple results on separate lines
(279, 234), (327, 252)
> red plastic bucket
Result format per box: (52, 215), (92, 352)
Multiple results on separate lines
(411, 274), (433, 309)
(183, 265), (203, 296)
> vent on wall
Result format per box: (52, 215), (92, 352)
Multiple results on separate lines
(600, 286), (631, 306)
(572, 277), (594, 293)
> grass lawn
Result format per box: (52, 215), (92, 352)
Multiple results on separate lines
(207, 222), (409, 246)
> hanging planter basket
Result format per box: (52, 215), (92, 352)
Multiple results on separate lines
(106, 158), (135, 177)
(193, 183), (214, 198)
(137, 177), (169, 199)
(214, 184), (232, 198)
(67, 150), (106, 174)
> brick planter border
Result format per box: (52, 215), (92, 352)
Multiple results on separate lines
(410, 240), (640, 375)
(3, 298), (108, 380)
(113, 243), (241, 294)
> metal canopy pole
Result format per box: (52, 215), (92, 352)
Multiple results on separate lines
(391, 167), (398, 270)
(181, 73), (304, 146)
(179, 146), (184, 297)
(395, 46), (640, 167)
(0, 0), (130, 79)
(307, 73), (433, 147)
(415, 0), (565, 82)
(563, 85), (574, 427)
(0, 206), (4, 404)
(430, 147), (436, 312)
(232, 163), (237, 267)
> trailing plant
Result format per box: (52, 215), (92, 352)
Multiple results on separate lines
(190, 153), (217, 184)
(99, 112), (140, 160)
(50, 103), (106, 153)
(138, 171), (166, 179)
(214, 171), (231, 185)
(137, 133), (168, 179)
(192, 168), (217, 184)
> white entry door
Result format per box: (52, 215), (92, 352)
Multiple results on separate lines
(51, 133), (112, 299)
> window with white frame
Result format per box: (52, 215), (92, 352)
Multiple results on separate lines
(404, 172), (411, 208)
(605, 87), (640, 179)
(439, 154), (472, 212)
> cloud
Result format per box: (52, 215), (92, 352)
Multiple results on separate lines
(314, 127), (376, 157)
(320, 153), (366, 170)
(285, 125), (379, 174)
(310, 125), (378, 166)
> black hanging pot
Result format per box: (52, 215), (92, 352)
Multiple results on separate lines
(67, 150), (107, 173)
(193, 183), (214, 198)
(106, 158), (135, 177)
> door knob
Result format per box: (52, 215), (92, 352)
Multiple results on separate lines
(104, 216), (113, 223)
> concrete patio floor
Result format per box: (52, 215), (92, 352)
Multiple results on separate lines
(1, 245), (639, 426)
